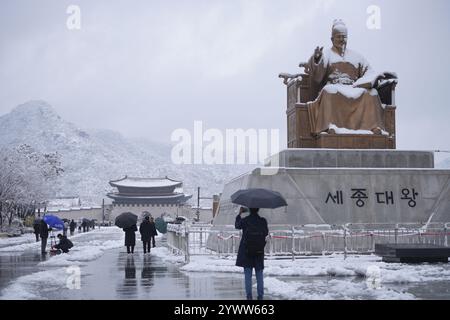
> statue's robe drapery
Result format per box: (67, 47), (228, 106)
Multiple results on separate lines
(307, 47), (385, 134)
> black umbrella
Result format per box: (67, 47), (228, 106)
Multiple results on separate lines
(115, 212), (138, 229)
(231, 188), (287, 209)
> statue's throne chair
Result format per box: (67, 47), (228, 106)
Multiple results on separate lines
(280, 66), (397, 149)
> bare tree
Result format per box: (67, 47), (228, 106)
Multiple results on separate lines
(0, 145), (63, 229)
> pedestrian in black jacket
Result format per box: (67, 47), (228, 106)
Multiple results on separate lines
(39, 220), (52, 254)
(139, 216), (152, 254)
(124, 224), (137, 254)
(235, 207), (268, 300)
(33, 221), (40, 242)
(69, 220), (76, 236)
(149, 217), (158, 248)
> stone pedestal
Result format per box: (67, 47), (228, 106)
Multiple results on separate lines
(212, 149), (449, 227)
(265, 149), (434, 169)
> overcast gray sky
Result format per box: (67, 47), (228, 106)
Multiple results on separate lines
(1, 0), (450, 159)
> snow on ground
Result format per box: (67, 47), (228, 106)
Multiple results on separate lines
(150, 246), (185, 264)
(0, 268), (70, 299)
(0, 233), (37, 249)
(179, 253), (450, 282)
(0, 227), (124, 299)
(0, 226), (120, 253)
(176, 253), (450, 299)
(263, 277), (415, 300)
(2, 230), (449, 300)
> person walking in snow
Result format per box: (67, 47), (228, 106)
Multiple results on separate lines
(235, 207), (268, 300)
(39, 219), (51, 254)
(33, 220), (41, 242)
(123, 224), (137, 254)
(69, 219), (76, 236)
(63, 221), (69, 237)
(139, 216), (152, 254)
(149, 217), (158, 248)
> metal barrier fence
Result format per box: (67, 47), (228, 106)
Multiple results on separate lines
(166, 222), (450, 262)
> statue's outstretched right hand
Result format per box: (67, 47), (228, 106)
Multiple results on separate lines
(314, 46), (323, 62)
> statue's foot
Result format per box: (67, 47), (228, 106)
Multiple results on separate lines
(371, 127), (382, 135)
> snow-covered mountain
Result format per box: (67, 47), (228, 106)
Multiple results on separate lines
(0, 101), (254, 205)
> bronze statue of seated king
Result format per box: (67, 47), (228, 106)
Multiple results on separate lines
(280, 19), (398, 149)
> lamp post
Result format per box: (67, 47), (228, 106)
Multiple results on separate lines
(196, 187), (213, 222)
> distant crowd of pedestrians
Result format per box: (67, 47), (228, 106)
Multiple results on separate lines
(33, 218), (99, 255)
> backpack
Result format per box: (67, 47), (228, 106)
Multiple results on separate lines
(67, 239), (74, 249)
(245, 222), (266, 256)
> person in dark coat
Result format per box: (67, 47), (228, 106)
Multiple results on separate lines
(69, 220), (76, 236)
(63, 221), (69, 237)
(81, 220), (87, 232)
(53, 234), (73, 253)
(33, 221), (41, 242)
(124, 224), (137, 254)
(39, 219), (51, 254)
(149, 217), (158, 248)
(235, 207), (268, 300)
(139, 216), (152, 254)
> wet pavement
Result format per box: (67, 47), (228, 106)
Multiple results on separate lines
(56, 248), (249, 299)
(0, 229), (255, 300)
(1, 228), (449, 300)
(0, 252), (47, 289)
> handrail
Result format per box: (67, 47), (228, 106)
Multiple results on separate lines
(166, 222), (450, 261)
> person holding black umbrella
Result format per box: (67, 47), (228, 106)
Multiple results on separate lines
(115, 212), (139, 254)
(235, 207), (268, 300)
(231, 188), (287, 300)
(124, 224), (138, 254)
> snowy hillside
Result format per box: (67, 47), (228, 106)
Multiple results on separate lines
(0, 101), (254, 205)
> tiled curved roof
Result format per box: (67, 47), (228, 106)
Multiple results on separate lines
(109, 176), (182, 188)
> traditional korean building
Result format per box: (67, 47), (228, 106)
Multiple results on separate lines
(107, 176), (192, 220)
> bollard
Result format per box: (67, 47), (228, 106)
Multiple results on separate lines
(370, 232), (375, 252)
(445, 226), (448, 247)
(269, 233), (273, 256)
(291, 226), (295, 261)
(344, 228), (347, 260)
(394, 224), (398, 244)
(322, 232), (326, 256)
(185, 228), (190, 263)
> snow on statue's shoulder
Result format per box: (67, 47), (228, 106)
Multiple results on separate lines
(324, 48), (364, 68)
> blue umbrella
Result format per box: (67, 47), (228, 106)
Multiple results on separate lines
(43, 215), (64, 230)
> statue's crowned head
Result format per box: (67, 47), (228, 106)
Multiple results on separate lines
(331, 19), (348, 54)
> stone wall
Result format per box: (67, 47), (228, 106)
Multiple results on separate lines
(212, 166), (450, 227)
